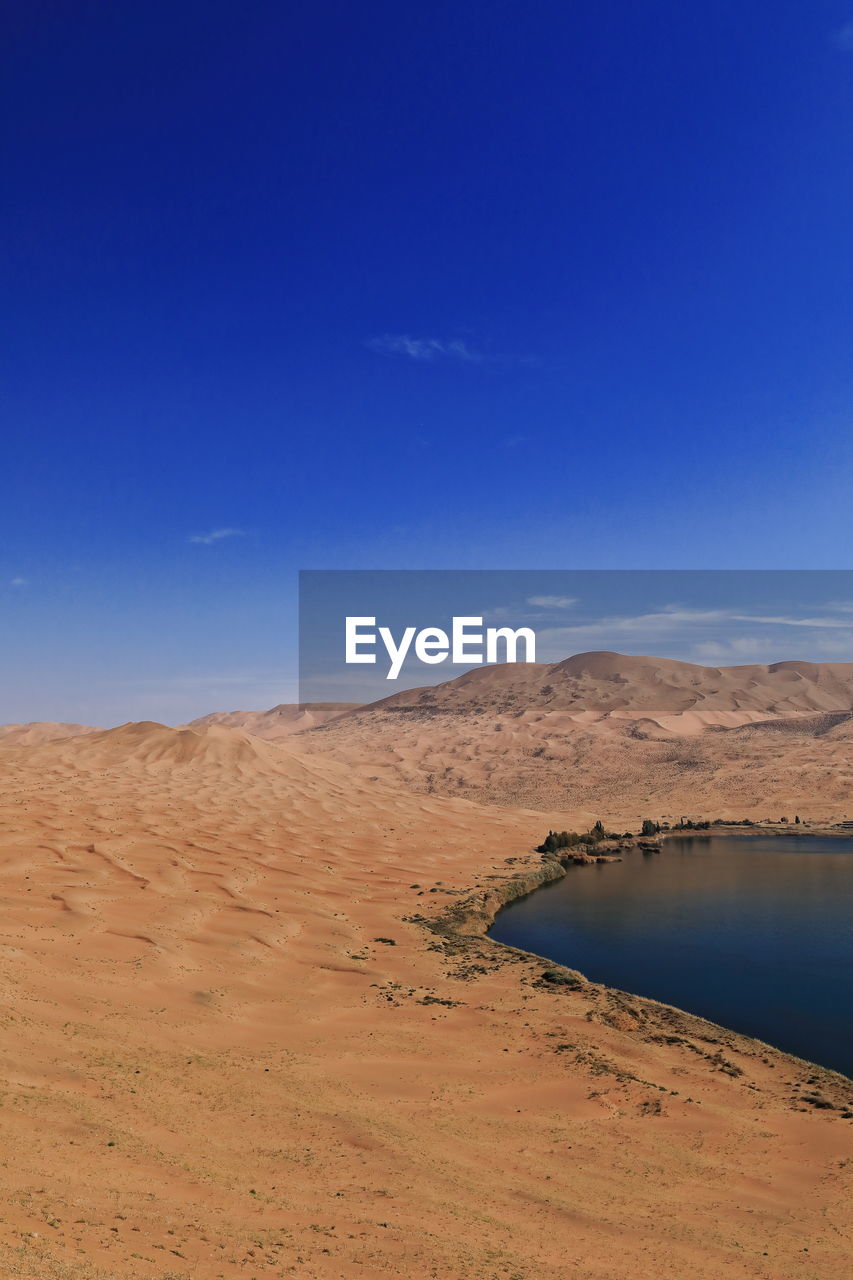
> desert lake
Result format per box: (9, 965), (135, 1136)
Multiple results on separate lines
(489, 833), (853, 1078)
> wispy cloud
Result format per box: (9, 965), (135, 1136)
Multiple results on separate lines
(366, 334), (482, 362)
(834, 21), (853, 50)
(534, 603), (853, 665)
(694, 633), (853, 662)
(10, 577), (28, 587)
(188, 527), (245, 545)
(527, 595), (577, 610)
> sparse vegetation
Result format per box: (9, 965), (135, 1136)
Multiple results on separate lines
(536, 813), (802, 851)
(537, 821), (625, 854)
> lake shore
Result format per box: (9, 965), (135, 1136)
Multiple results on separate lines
(429, 834), (853, 1081)
(483, 830), (853, 1077)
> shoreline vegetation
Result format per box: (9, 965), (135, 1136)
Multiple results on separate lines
(412, 823), (853, 1091)
(537, 815), (853, 861)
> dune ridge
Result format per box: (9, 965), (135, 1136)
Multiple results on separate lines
(0, 721), (98, 747)
(330, 650), (853, 727)
(292, 652), (853, 817)
(35, 719), (295, 771)
(188, 701), (361, 740)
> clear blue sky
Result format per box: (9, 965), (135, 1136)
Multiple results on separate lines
(3, 2), (853, 723)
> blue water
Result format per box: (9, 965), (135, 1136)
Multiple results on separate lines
(489, 835), (853, 1077)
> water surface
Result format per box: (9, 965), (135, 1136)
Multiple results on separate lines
(489, 834), (853, 1077)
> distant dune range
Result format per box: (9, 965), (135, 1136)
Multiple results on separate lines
(201, 652), (853, 821)
(0, 720), (98, 747)
(0, 654), (851, 1277)
(189, 700), (361, 740)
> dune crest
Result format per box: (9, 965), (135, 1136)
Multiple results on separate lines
(189, 701), (361, 740)
(297, 652), (853, 816)
(0, 720), (98, 747)
(18, 719), (284, 769)
(336, 650), (853, 725)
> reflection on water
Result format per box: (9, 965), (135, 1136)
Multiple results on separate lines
(488, 835), (853, 1077)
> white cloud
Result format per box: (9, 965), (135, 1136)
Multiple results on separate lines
(527, 595), (577, 609)
(10, 577), (28, 587)
(693, 631), (853, 664)
(534, 603), (853, 664)
(692, 637), (784, 663)
(537, 607), (730, 648)
(188, 528), (245, 545)
(366, 334), (481, 362)
(729, 612), (853, 628)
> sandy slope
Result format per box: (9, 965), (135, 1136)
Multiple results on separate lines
(328, 651), (853, 727)
(0, 718), (849, 1279)
(300, 653), (853, 818)
(0, 722), (97, 747)
(188, 702), (361, 741)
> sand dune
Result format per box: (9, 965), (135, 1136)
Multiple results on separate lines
(330, 650), (853, 728)
(42, 719), (292, 770)
(0, 664), (851, 1277)
(188, 701), (361, 741)
(301, 652), (853, 818)
(0, 721), (97, 747)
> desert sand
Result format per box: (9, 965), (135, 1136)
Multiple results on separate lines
(0, 722), (98, 748)
(294, 652), (853, 819)
(188, 703), (362, 742)
(0, 655), (851, 1278)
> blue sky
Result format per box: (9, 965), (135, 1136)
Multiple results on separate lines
(3, 3), (853, 723)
